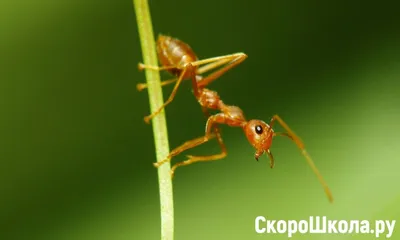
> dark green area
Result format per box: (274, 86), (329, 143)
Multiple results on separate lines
(1, 0), (399, 239)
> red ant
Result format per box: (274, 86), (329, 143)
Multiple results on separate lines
(138, 35), (333, 203)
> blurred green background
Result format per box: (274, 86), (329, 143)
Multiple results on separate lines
(1, 0), (399, 239)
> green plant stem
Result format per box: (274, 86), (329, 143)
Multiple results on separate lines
(133, 0), (174, 239)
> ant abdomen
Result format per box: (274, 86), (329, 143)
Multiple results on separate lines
(156, 35), (198, 77)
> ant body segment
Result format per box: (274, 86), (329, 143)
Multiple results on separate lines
(138, 35), (333, 203)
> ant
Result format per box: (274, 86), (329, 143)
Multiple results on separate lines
(138, 35), (333, 203)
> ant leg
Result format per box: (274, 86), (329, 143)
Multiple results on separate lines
(196, 53), (247, 87)
(138, 63), (177, 71)
(154, 113), (228, 178)
(136, 77), (178, 91)
(137, 53), (247, 91)
(270, 114), (334, 203)
(137, 63), (180, 92)
(196, 57), (232, 75)
(170, 127), (227, 179)
(152, 108), (220, 168)
(153, 132), (217, 168)
(143, 64), (195, 123)
(170, 113), (227, 178)
(188, 52), (246, 70)
(170, 149), (227, 179)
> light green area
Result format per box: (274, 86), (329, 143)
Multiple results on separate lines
(1, 0), (399, 239)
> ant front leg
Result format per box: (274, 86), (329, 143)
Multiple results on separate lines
(154, 113), (228, 179)
(142, 64), (196, 123)
(169, 113), (228, 178)
(270, 114), (334, 203)
(153, 133), (217, 168)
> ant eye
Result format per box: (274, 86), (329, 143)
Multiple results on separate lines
(255, 125), (263, 135)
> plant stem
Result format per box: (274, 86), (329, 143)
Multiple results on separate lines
(133, 1), (174, 239)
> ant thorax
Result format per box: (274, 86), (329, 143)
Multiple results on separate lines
(222, 105), (246, 123)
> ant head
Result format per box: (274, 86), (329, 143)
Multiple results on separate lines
(243, 120), (274, 161)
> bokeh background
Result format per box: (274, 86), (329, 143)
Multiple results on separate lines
(1, 0), (399, 239)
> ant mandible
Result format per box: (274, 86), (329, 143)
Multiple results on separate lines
(138, 34), (333, 203)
